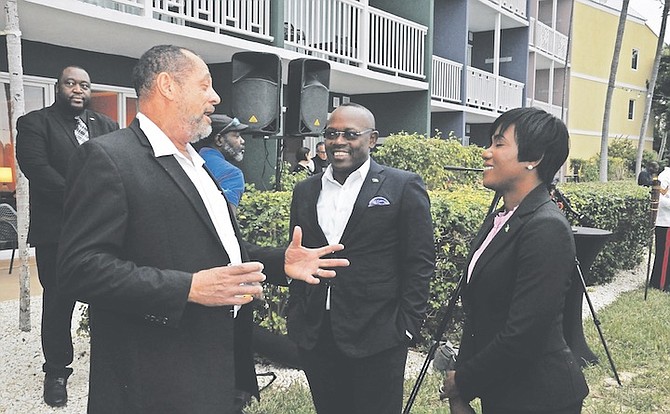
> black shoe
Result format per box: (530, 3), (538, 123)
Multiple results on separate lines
(44, 375), (68, 407)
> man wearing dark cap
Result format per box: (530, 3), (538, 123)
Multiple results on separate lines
(198, 114), (248, 211)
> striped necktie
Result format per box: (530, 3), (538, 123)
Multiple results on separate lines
(74, 116), (89, 145)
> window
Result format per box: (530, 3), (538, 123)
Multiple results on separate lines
(632, 49), (639, 70)
(628, 99), (635, 120)
(0, 73), (138, 192)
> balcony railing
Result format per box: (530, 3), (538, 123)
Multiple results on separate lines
(486, 0), (527, 19)
(529, 17), (568, 61)
(466, 67), (524, 112)
(79, 0), (427, 80)
(526, 98), (567, 120)
(81, 0), (273, 40)
(431, 56), (462, 103)
(285, 0), (427, 79)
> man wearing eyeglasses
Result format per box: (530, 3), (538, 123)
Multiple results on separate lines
(197, 114), (247, 213)
(287, 102), (435, 413)
(311, 141), (330, 173)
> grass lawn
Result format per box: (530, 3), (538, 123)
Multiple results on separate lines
(245, 288), (670, 413)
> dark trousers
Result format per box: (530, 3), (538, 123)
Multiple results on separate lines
(36, 244), (74, 378)
(650, 226), (670, 291)
(298, 314), (408, 414)
(485, 402), (583, 414)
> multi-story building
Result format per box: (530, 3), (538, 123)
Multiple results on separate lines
(568, 0), (657, 163)
(0, 0), (658, 191)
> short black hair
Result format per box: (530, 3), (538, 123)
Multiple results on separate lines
(489, 107), (569, 186)
(132, 45), (196, 97)
(295, 147), (310, 162)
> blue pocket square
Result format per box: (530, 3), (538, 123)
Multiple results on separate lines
(368, 196), (390, 207)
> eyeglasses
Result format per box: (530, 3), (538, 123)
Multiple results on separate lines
(322, 128), (374, 140)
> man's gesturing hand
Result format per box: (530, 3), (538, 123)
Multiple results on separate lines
(188, 262), (266, 306)
(285, 226), (350, 284)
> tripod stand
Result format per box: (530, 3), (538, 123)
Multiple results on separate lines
(574, 256), (621, 385)
(402, 193), (500, 414)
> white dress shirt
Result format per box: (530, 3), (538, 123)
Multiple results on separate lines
(316, 158), (371, 310)
(137, 113), (243, 314)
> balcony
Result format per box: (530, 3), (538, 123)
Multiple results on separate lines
(75, 0), (427, 81)
(529, 17), (568, 62)
(431, 56), (524, 114)
(526, 98), (567, 120)
(284, 0), (427, 80)
(484, 0), (527, 19)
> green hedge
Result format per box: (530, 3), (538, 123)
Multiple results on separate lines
(238, 181), (651, 345)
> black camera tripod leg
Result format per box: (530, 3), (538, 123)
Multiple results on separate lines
(644, 236), (654, 300)
(574, 257), (621, 386)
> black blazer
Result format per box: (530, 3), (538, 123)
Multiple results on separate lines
(455, 185), (589, 412)
(288, 160), (435, 358)
(57, 120), (287, 413)
(16, 104), (119, 244)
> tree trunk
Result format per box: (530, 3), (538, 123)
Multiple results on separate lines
(4, 0), (31, 332)
(600, 0), (630, 182)
(636, 0), (670, 176)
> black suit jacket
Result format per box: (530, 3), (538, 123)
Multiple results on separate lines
(288, 160), (434, 358)
(16, 104), (119, 245)
(57, 120), (287, 413)
(455, 185), (588, 412)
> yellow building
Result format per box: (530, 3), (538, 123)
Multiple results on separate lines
(568, 0), (658, 163)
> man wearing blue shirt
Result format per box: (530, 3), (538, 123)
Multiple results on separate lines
(199, 114), (247, 212)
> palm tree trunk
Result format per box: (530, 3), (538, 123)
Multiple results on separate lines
(636, 0), (670, 176)
(600, 0), (630, 182)
(4, 0), (31, 332)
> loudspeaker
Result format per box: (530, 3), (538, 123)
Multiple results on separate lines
(231, 52), (281, 135)
(286, 58), (330, 136)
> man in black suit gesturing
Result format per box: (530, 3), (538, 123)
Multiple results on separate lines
(288, 103), (435, 413)
(57, 45), (348, 413)
(16, 65), (118, 407)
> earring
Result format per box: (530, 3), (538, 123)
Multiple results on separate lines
(526, 165), (534, 170)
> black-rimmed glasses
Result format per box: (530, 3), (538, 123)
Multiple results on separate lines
(322, 128), (374, 140)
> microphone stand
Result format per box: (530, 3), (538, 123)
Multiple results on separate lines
(552, 186), (621, 385)
(644, 175), (661, 300)
(402, 191), (500, 414)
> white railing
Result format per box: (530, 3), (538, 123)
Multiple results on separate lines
(498, 76), (524, 111)
(80, 0), (273, 41)
(530, 18), (568, 61)
(284, 0), (427, 80)
(527, 98), (567, 120)
(368, 7), (426, 78)
(431, 56), (462, 103)
(466, 66), (524, 112)
(467, 67), (496, 110)
(486, 0), (527, 18)
(284, 0), (364, 63)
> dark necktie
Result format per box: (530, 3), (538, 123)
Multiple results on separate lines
(74, 116), (89, 145)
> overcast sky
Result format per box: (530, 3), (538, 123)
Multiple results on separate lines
(630, 0), (669, 42)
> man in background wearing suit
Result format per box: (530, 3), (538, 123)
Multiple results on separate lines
(57, 45), (348, 413)
(288, 103), (435, 413)
(16, 65), (118, 407)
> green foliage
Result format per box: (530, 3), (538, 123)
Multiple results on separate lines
(235, 180), (649, 342)
(425, 187), (491, 343)
(373, 132), (484, 190)
(271, 161), (310, 192)
(559, 181), (651, 284)
(572, 138), (659, 182)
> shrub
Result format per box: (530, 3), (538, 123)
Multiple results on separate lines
(372, 132), (484, 190)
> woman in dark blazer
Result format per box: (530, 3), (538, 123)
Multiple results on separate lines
(440, 107), (589, 414)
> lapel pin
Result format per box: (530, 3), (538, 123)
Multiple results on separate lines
(504, 224), (510, 233)
(372, 178), (379, 183)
